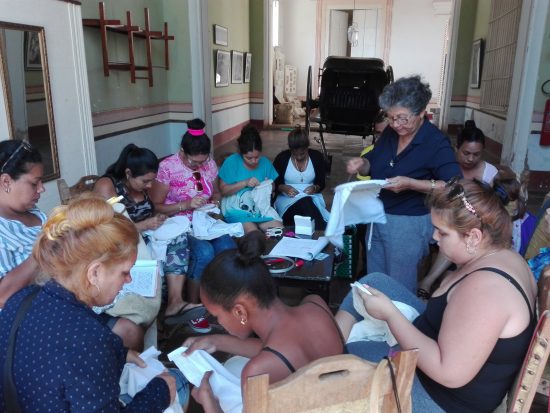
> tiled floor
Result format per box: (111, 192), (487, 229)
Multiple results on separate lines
(159, 122), (549, 412)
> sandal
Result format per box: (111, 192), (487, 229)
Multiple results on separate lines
(416, 288), (431, 300)
(164, 304), (207, 326)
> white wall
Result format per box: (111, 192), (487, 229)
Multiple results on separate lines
(0, 0), (96, 213)
(388, 0), (450, 105)
(278, 0), (317, 98)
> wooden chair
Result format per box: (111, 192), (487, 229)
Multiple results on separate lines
(56, 175), (99, 204)
(507, 311), (550, 413)
(243, 349), (418, 413)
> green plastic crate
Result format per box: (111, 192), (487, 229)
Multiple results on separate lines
(332, 226), (359, 279)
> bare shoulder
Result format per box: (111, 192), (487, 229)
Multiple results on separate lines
(92, 176), (116, 198)
(242, 351), (289, 384)
(299, 294), (330, 310)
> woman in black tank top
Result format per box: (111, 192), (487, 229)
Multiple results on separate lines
(335, 178), (537, 412)
(182, 231), (345, 412)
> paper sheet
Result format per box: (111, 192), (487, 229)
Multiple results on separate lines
(122, 260), (158, 298)
(269, 236), (329, 261)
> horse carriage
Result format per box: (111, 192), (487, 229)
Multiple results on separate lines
(305, 56), (393, 170)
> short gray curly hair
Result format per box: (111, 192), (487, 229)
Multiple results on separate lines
(378, 75), (431, 115)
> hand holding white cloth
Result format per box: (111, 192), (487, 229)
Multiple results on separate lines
(192, 206), (244, 240)
(325, 180), (387, 249)
(168, 346), (242, 413)
(143, 216), (191, 260)
(119, 346), (183, 413)
(347, 286), (419, 347)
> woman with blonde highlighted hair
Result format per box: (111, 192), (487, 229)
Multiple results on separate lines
(0, 196), (178, 412)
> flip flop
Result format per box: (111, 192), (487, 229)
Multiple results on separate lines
(164, 304), (207, 326)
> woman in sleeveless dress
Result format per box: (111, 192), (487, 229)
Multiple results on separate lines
(336, 178), (537, 412)
(182, 231), (344, 413)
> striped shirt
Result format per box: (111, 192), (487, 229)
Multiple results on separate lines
(0, 208), (46, 278)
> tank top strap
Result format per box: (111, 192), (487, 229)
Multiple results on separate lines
(261, 346), (296, 373)
(449, 266), (534, 320)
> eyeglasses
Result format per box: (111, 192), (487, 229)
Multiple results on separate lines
(445, 176), (481, 222)
(384, 113), (415, 126)
(1, 141), (32, 173)
(182, 151), (209, 168)
(192, 171), (203, 193)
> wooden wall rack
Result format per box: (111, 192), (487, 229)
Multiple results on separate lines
(83, 2), (174, 87)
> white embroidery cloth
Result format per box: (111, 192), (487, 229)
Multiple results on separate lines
(119, 347), (183, 413)
(348, 287), (419, 347)
(325, 180), (387, 249)
(168, 346), (242, 413)
(143, 216), (191, 261)
(251, 179), (282, 220)
(192, 206), (245, 240)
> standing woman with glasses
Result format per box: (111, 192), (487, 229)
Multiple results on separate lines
(335, 179), (536, 412)
(150, 119), (235, 333)
(346, 76), (461, 291)
(0, 140), (45, 309)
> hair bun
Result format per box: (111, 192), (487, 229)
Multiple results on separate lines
(464, 120), (477, 129)
(236, 231), (266, 264)
(187, 118), (206, 130)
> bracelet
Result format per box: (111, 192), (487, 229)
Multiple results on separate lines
(178, 203), (183, 212)
(430, 179), (436, 192)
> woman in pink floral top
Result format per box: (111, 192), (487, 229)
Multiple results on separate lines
(150, 119), (235, 333)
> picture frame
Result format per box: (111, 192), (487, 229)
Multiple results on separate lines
(213, 24), (228, 46)
(244, 52), (252, 83)
(469, 38), (483, 89)
(231, 51), (244, 84)
(24, 31), (42, 70)
(215, 50), (230, 87)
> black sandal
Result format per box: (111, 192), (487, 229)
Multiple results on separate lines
(416, 288), (431, 300)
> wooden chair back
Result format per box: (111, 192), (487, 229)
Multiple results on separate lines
(57, 175), (100, 204)
(507, 311), (550, 413)
(243, 349), (418, 413)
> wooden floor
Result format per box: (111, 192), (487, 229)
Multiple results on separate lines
(160, 122), (549, 413)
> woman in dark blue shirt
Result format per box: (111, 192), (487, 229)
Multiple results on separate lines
(346, 76), (460, 291)
(0, 197), (175, 412)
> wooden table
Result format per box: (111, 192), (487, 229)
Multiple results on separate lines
(265, 231), (334, 303)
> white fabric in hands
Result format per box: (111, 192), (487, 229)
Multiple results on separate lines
(168, 346), (242, 413)
(192, 206), (245, 240)
(251, 179), (282, 220)
(143, 216), (191, 260)
(119, 346), (183, 413)
(324, 180), (387, 249)
(347, 286), (419, 347)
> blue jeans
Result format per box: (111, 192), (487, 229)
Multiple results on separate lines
(366, 213), (433, 292)
(120, 368), (189, 407)
(187, 235), (236, 280)
(341, 273), (444, 412)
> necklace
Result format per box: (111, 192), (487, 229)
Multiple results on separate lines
(292, 156), (309, 183)
(466, 249), (500, 268)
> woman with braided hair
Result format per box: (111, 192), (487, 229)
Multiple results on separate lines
(0, 196), (180, 412)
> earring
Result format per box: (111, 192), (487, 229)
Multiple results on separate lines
(240, 318), (247, 325)
(5, 187), (10, 193)
(466, 240), (476, 255)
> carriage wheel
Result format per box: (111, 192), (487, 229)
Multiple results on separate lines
(305, 65), (313, 138)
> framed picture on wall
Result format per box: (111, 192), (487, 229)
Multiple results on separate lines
(213, 24), (228, 46)
(469, 38), (483, 89)
(231, 51), (244, 84)
(25, 31), (42, 70)
(244, 52), (252, 83)
(215, 50), (230, 87)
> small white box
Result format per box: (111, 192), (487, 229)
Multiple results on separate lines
(294, 215), (315, 236)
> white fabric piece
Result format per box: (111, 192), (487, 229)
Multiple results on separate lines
(325, 180), (387, 249)
(119, 346), (183, 413)
(168, 346), (242, 413)
(347, 287), (419, 347)
(192, 207), (245, 240)
(251, 179), (282, 220)
(143, 216), (191, 261)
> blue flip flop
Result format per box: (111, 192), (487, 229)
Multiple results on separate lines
(164, 304), (207, 325)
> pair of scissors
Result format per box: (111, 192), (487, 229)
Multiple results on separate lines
(265, 227), (284, 238)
